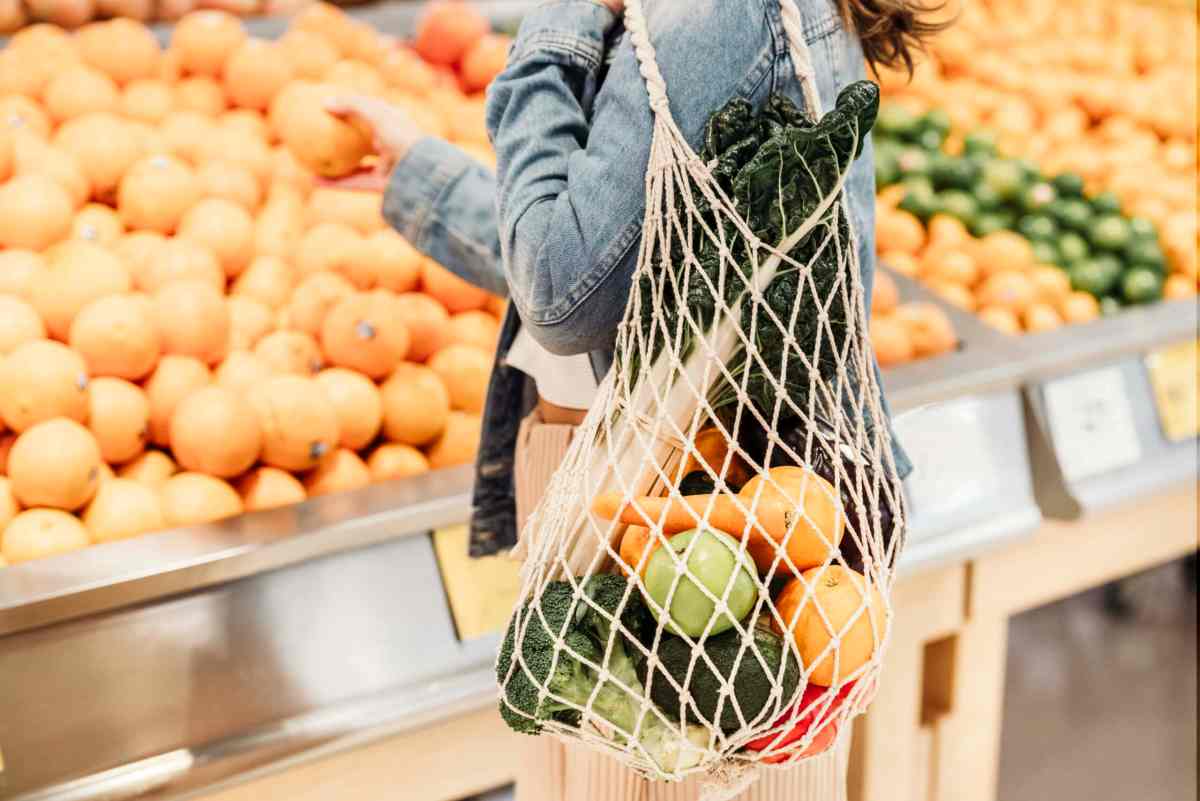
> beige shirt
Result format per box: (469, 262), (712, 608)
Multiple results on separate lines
(506, 327), (599, 410)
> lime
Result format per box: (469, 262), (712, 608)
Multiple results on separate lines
(1099, 296), (1123, 317)
(1014, 158), (1043, 182)
(1125, 238), (1166, 272)
(1051, 173), (1085, 198)
(1090, 191), (1123, 216)
(972, 181), (1003, 211)
(1088, 214), (1132, 252)
(898, 188), (940, 222)
(1020, 182), (1058, 214)
(916, 128), (945, 152)
(1069, 257), (1121, 297)
(896, 147), (932, 178)
(875, 149), (900, 188)
(921, 108), (952, 138)
(979, 159), (1026, 203)
(1056, 231), (1090, 264)
(1128, 216), (1159, 241)
(876, 103), (920, 141)
(1121, 267), (1164, 304)
(1050, 198), (1093, 232)
(1030, 240), (1061, 266)
(939, 189), (980, 223)
(970, 212), (1014, 238)
(1018, 214), (1059, 241)
(963, 129), (998, 157)
(929, 155), (979, 190)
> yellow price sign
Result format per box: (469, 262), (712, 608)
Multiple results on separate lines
(1145, 339), (1199, 442)
(431, 525), (522, 641)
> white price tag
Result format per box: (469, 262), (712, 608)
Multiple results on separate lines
(1044, 366), (1142, 482)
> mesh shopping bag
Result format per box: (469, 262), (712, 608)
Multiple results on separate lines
(495, 0), (906, 792)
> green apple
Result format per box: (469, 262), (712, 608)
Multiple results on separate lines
(643, 527), (757, 638)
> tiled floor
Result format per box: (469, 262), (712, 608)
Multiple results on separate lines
(468, 559), (1199, 801)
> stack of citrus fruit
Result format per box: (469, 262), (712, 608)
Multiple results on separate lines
(874, 0), (1197, 291)
(868, 270), (958, 367)
(0, 3), (512, 565)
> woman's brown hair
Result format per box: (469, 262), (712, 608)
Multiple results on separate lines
(835, 0), (954, 75)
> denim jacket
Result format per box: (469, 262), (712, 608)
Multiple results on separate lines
(383, 0), (912, 556)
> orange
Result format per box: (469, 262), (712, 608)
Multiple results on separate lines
(0, 432), (13, 473)
(2, 509), (89, 564)
(277, 82), (372, 178)
(284, 271), (355, 336)
(254, 330), (322, 376)
(303, 448), (370, 497)
(0, 173), (73, 250)
(316, 367), (383, 450)
(248, 375), (340, 471)
(31, 241), (132, 340)
(976, 263), (1035, 309)
(427, 344), (491, 413)
(86, 376), (150, 464)
(1164, 274), (1196, 300)
(446, 310), (500, 352)
(8, 418), (102, 511)
(169, 386), (262, 478)
(160, 472), (243, 527)
(43, 66), (120, 124)
(227, 296), (275, 351)
(0, 340), (89, 432)
(617, 525), (659, 577)
(118, 154), (201, 234)
(421, 260), (489, 313)
(361, 230), (422, 293)
(268, 146), (312, 194)
(152, 280), (230, 365)
(875, 209), (926, 255)
(171, 10), (248, 77)
(158, 109), (216, 164)
(0, 95), (51, 139)
(922, 247), (979, 287)
(0, 250), (43, 299)
(380, 362), (450, 447)
(70, 203), (125, 246)
(1029, 265), (1072, 304)
(277, 29), (339, 81)
(974, 231), (1034, 278)
(879, 250), (920, 278)
(121, 79), (175, 123)
(54, 113), (143, 200)
(0, 477), (17, 533)
(287, 2), (355, 54)
(214, 350), (273, 395)
(237, 466), (306, 512)
(324, 59), (386, 95)
(197, 160), (262, 212)
(977, 305), (1021, 336)
(773, 566), (888, 687)
(425, 411), (482, 469)
(232, 255), (294, 309)
(219, 109), (270, 143)
(76, 18), (161, 84)
(460, 34), (510, 93)
(1022, 303), (1063, 334)
(926, 214), (971, 250)
(738, 466), (845, 573)
(0, 296), (46, 355)
(12, 133), (91, 207)
(144, 354), (211, 446)
(894, 303), (957, 358)
(223, 38), (293, 111)
(174, 76), (227, 117)
(68, 294), (161, 380)
(140, 237), (224, 293)
(366, 443), (429, 483)
(83, 478), (165, 544)
(414, 1), (489, 66)
(295, 222), (372, 289)
(253, 187), (304, 259)
(320, 291), (410, 378)
(305, 188), (385, 235)
(116, 449), (176, 487)
(177, 197), (255, 277)
(378, 47), (439, 95)
(870, 272), (900, 315)
(393, 292), (451, 362)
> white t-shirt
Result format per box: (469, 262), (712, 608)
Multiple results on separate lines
(506, 327), (599, 410)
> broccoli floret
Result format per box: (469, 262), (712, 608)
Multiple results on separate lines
(496, 575), (710, 773)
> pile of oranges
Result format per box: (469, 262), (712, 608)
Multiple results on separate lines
(877, 0), (1197, 284)
(875, 196), (1128, 336)
(868, 270), (958, 368)
(0, 3), (512, 566)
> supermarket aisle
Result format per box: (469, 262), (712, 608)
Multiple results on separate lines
(999, 560), (1199, 801)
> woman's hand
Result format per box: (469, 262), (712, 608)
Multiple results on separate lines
(320, 95), (425, 192)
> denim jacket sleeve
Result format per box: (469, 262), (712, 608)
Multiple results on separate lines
(381, 137), (509, 298)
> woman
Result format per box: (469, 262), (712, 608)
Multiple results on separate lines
(329, 0), (943, 796)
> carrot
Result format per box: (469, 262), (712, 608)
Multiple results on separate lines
(591, 491), (751, 536)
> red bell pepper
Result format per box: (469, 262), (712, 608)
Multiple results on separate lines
(744, 681), (856, 764)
